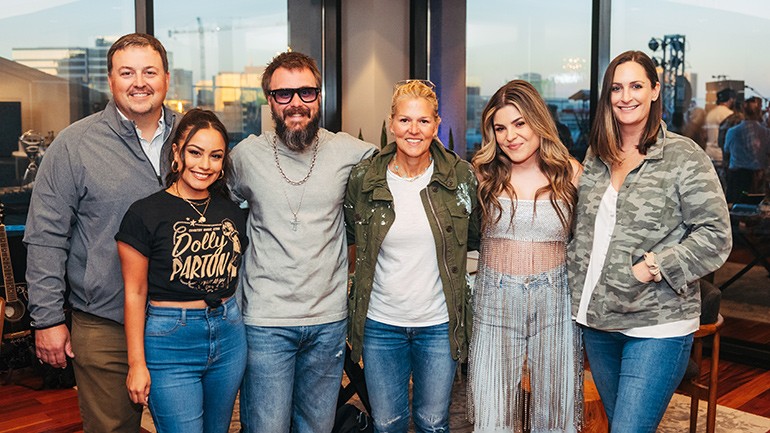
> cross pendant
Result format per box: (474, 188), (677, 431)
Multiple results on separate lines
(291, 215), (299, 231)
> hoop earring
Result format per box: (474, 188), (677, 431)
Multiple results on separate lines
(218, 170), (225, 180)
(171, 161), (179, 173)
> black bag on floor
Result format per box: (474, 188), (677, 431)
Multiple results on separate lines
(332, 403), (373, 433)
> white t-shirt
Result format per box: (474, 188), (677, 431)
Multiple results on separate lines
(367, 162), (448, 327)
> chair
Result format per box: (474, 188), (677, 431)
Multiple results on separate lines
(679, 279), (723, 433)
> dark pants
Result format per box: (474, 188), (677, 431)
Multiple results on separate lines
(71, 311), (143, 433)
(726, 168), (755, 203)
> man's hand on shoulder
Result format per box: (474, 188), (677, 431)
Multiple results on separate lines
(35, 323), (75, 369)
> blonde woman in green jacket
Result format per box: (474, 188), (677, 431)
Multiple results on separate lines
(344, 80), (479, 433)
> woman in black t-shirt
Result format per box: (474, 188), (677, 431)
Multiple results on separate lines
(117, 109), (248, 433)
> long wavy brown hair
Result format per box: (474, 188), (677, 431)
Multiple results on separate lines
(472, 80), (576, 231)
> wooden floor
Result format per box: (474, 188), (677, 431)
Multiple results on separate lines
(0, 357), (769, 433)
(0, 368), (152, 433)
(1, 245), (768, 432)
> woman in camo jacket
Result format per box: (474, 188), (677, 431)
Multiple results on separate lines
(567, 50), (731, 433)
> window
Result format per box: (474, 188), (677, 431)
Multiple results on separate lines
(155, 2), (289, 144)
(0, 0), (134, 224)
(610, 1), (770, 139)
(466, 1), (593, 159)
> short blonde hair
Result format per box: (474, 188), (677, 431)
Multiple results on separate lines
(390, 81), (439, 121)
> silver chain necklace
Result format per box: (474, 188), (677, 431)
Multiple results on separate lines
(284, 187), (306, 231)
(389, 156), (433, 182)
(271, 133), (319, 186)
(272, 133), (318, 230)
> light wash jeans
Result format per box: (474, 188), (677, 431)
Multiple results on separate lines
(239, 318), (347, 433)
(582, 327), (693, 433)
(363, 318), (457, 433)
(144, 296), (247, 433)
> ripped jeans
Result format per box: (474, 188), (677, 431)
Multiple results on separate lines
(363, 318), (456, 433)
(239, 319), (347, 433)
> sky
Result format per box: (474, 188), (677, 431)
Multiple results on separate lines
(0, 0), (288, 84)
(466, 0), (770, 105)
(1, 0), (769, 106)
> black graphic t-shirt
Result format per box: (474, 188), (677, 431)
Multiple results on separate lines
(116, 190), (248, 302)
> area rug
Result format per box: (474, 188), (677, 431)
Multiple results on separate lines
(659, 392), (770, 432)
(139, 380), (770, 433)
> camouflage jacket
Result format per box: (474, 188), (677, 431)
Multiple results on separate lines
(344, 140), (480, 362)
(568, 122), (732, 329)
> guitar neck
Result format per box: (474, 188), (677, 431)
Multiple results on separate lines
(0, 225), (18, 303)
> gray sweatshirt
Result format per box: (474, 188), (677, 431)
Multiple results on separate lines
(24, 100), (176, 327)
(228, 129), (375, 327)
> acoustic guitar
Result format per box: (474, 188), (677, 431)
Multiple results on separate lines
(0, 203), (31, 341)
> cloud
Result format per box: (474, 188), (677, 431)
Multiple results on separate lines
(0, 0), (78, 20)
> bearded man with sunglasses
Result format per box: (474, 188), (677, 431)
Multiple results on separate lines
(228, 51), (375, 433)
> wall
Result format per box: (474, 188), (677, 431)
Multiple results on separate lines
(0, 58), (72, 137)
(341, 0), (410, 146)
(430, 0), (467, 157)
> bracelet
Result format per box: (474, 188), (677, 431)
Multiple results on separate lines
(644, 252), (663, 283)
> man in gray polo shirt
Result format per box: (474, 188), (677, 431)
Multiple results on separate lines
(229, 51), (375, 433)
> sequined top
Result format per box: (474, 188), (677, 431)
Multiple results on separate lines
(482, 198), (568, 277)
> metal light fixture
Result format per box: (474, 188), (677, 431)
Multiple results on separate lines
(648, 34), (687, 123)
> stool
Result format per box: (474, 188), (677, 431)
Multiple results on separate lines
(683, 314), (723, 433)
(679, 279), (723, 433)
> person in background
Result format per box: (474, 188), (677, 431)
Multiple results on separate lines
(704, 87), (735, 164)
(568, 50), (731, 433)
(118, 109), (247, 433)
(467, 80), (583, 433)
(548, 103), (575, 153)
(681, 101), (706, 150)
(228, 51), (375, 433)
(724, 96), (770, 202)
(24, 33), (177, 433)
(345, 80), (479, 433)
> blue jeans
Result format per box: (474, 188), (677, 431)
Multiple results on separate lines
(582, 327), (693, 433)
(144, 296), (247, 433)
(239, 319), (347, 433)
(363, 318), (457, 433)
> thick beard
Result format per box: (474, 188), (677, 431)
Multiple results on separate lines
(272, 107), (321, 152)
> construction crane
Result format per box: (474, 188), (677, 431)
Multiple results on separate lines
(168, 17), (230, 82)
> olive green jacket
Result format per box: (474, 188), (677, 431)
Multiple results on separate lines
(344, 140), (480, 362)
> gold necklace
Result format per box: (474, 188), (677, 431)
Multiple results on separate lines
(175, 183), (211, 223)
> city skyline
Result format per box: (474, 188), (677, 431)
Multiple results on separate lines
(3, 1), (769, 106)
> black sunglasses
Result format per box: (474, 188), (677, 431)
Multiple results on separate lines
(268, 87), (321, 104)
